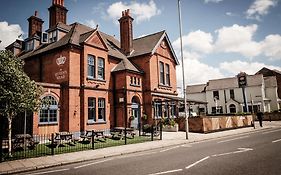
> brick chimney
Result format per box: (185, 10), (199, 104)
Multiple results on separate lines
(27, 11), (44, 38)
(119, 9), (134, 55)
(48, 0), (68, 28)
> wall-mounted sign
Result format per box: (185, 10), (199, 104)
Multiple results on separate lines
(56, 55), (66, 66)
(55, 69), (67, 80)
(119, 97), (124, 103)
(237, 72), (247, 88)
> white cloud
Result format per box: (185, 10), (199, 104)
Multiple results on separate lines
(261, 34), (281, 60)
(204, 0), (224, 3)
(84, 19), (97, 28)
(176, 52), (224, 88)
(173, 24), (281, 61)
(215, 24), (262, 58)
(106, 0), (161, 24)
(173, 30), (214, 54)
(226, 12), (238, 17)
(0, 21), (23, 50)
(246, 0), (278, 20)
(219, 60), (281, 75)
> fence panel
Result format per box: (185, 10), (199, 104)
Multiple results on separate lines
(0, 125), (161, 162)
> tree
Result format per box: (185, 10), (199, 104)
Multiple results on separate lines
(0, 50), (43, 157)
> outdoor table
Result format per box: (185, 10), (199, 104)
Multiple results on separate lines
(112, 127), (136, 139)
(81, 130), (106, 142)
(13, 134), (37, 150)
(55, 132), (74, 145)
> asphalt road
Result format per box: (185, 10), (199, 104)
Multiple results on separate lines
(20, 127), (281, 175)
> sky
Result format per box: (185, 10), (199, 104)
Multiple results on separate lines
(0, 0), (281, 89)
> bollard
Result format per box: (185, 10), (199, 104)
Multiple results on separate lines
(125, 127), (127, 145)
(92, 130), (95, 149)
(160, 122), (163, 140)
(151, 124), (154, 141)
(51, 133), (55, 155)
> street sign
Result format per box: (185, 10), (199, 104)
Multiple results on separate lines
(237, 72), (247, 88)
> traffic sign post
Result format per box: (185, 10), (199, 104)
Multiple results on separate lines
(237, 72), (248, 113)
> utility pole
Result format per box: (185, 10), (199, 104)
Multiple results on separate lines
(178, 0), (189, 139)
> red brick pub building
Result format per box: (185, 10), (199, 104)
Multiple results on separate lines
(7, 0), (179, 135)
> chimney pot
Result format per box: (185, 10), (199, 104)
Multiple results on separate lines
(34, 11), (38, 17)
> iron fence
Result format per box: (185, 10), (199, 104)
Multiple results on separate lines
(0, 124), (162, 162)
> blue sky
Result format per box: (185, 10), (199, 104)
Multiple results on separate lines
(0, 0), (280, 86)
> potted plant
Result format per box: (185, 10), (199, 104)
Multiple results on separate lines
(162, 118), (179, 132)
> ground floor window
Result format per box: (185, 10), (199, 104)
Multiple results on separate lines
(248, 105), (260, 113)
(212, 106), (223, 114)
(229, 104), (236, 113)
(170, 102), (176, 117)
(88, 97), (96, 122)
(39, 96), (58, 124)
(164, 102), (169, 118)
(154, 101), (162, 118)
(98, 98), (105, 121)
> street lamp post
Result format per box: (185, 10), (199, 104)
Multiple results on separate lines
(177, 0), (189, 139)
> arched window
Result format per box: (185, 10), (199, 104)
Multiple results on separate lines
(40, 96), (58, 123)
(229, 104), (236, 113)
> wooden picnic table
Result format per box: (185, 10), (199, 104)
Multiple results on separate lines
(111, 127), (136, 140)
(80, 130), (106, 142)
(54, 132), (75, 146)
(13, 134), (38, 150)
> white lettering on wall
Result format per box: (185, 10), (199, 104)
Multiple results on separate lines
(55, 70), (67, 80)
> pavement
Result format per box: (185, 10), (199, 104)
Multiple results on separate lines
(0, 121), (280, 175)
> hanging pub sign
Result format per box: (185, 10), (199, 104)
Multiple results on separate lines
(237, 72), (247, 88)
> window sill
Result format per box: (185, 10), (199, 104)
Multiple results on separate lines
(158, 84), (172, 88)
(87, 121), (107, 125)
(38, 123), (58, 126)
(130, 84), (141, 87)
(87, 77), (106, 83)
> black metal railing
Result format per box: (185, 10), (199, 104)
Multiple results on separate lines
(0, 125), (162, 162)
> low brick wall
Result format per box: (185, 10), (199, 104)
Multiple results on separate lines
(177, 115), (253, 133)
(262, 111), (281, 121)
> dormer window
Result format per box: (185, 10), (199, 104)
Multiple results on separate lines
(41, 32), (48, 43)
(25, 40), (34, 51)
(49, 30), (58, 43)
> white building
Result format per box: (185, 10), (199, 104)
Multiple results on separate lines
(187, 73), (281, 115)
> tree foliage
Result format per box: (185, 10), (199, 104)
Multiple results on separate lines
(0, 50), (42, 119)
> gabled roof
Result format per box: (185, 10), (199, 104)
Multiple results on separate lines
(111, 59), (141, 73)
(17, 22), (176, 74)
(80, 29), (109, 51)
(206, 74), (263, 90)
(129, 31), (179, 65)
(256, 67), (281, 76)
(187, 84), (206, 94)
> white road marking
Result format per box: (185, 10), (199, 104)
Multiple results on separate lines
(181, 144), (191, 148)
(272, 138), (281, 143)
(160, 146), (180, 153)
(185, 156), (210, 170)
(262, 129), (281, 135)
(74, 159), (113, 169)
(26, 168), (69, 175)
(212, 148), (253, 157)
(148, 169), (183, 175)
(120, 151), (157, 158)
(217, 136), (249, 143)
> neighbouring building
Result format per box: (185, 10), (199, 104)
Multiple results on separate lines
(186, 70), (281, 115)
(6, 0), (179, 135)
